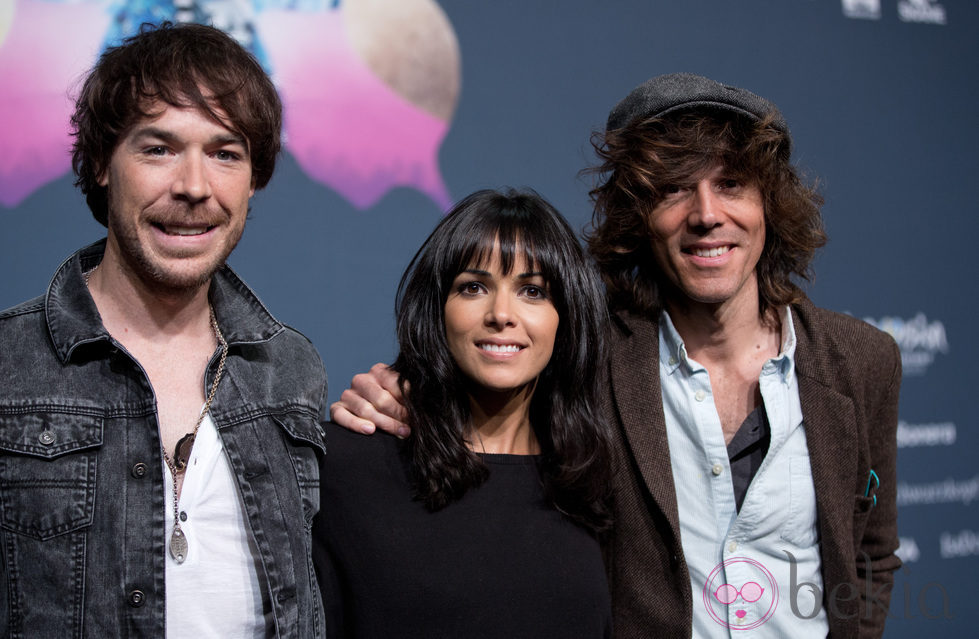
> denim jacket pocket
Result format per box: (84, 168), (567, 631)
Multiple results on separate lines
(272, 413), (325, 527)
(0, 411), (102, 540)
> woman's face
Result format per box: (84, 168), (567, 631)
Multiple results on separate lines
(444, 245), (560, 394)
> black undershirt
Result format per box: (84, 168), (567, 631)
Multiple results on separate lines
(727, 404), (771, 512)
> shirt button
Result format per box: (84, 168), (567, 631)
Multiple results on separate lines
(728, 541), (738, 553)
(131, 463), (147, 478)
(694, 390), (706, 402)
(668, 356), (677, 366)
(179, 511), (188, 522)
(711, 463), (723, 476)
(127, 590), (145, 607)
(38, 431), (55, 446)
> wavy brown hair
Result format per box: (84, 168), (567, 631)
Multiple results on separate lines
(586, 108), (826, 317)
(71, 22), (282, 226)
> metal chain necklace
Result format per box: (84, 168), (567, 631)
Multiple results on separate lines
(161, 306), (228, 564)
(85, 265), (229, 564)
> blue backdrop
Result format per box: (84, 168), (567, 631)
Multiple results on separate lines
(1, 1), (975, 635)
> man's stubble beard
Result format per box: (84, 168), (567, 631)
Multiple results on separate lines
(105, 203), (244, 297)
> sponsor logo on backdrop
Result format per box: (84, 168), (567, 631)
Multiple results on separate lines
(940, 530), (979, 559)
(897, 421), (956, 448)
(898, 476), (979, 507)
(898, 0), (947, 25)
(896, 537), (921, 563)
(842, 0), (881, 19)
(862, 313), (948, 376)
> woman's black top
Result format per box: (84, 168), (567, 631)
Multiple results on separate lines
(312, 425), (611, 639)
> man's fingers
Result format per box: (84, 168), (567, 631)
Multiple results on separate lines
(329, 363), (411, 437)
(330, 374), (410, 437)
(366, 362), (406, 405)
(355, 364), (409, 424)
(330, 402), (377, 434)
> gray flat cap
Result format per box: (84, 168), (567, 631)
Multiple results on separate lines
(606, 72), (789, 139)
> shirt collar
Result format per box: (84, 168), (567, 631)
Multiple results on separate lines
(46, 239), (284, 363)
(776, 305), (798, 383)
(658, 308), (687, 375)
(658, 305), (798, 384)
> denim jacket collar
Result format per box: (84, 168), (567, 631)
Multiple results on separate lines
(46, 239), (284, 364)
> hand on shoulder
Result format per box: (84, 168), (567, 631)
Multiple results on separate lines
(330, 362), (411, 437)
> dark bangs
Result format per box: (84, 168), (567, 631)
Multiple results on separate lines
(419, 190), (582, 319)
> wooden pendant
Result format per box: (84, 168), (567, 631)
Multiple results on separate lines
(173, 433), (196, 472)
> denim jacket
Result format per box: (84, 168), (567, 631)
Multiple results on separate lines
(0, 241), (328, 638)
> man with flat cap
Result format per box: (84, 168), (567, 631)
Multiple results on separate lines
(331, 73), (901, 638)
(585, 72), (901, 638)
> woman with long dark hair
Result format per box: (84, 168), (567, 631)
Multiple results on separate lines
(313, 188), (612, 638)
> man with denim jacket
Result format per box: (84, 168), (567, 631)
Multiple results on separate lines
(0, 23), (326, 637)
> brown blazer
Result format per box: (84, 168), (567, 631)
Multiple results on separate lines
(603, 298), (901, 639)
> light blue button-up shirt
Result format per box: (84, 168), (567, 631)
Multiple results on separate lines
(659, 308), (828, 637)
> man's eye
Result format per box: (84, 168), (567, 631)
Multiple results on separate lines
(215, 150), (242, 162)
(662, 184), (682, 195)
(719, 178), (741, 189)
(144, 146), (167, 156)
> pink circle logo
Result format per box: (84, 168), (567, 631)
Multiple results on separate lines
(702, 557), (779, 630)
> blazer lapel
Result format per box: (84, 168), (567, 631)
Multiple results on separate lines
(794, 307), (859, 585)
(609, 312), (682, 536)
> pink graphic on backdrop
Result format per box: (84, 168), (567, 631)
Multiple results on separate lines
(702, 556), (779, 630)
(258, 9), (450, 209)
(0, 0), (458, 210)
(0, 0), (109, 206)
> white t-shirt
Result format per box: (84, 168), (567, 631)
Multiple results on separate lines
(163, 413), (269, 637)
